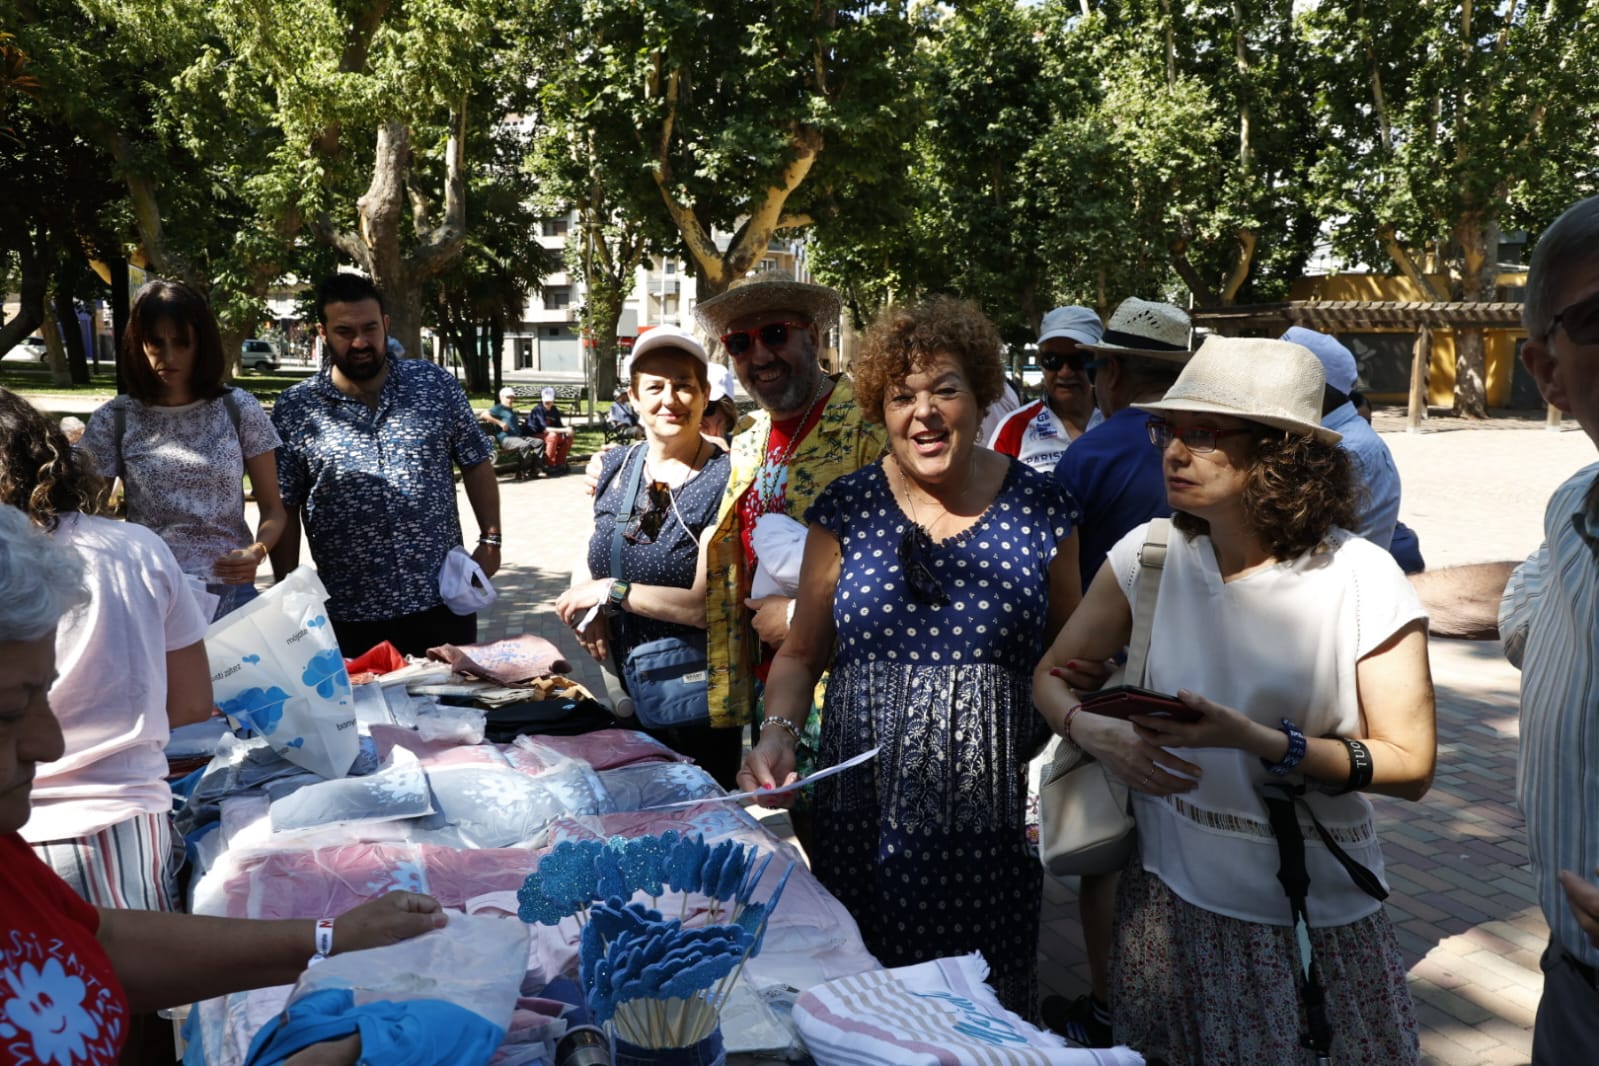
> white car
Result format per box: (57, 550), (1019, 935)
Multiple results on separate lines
(240, 339), (280, 371)
(1020, 362), (1044, 389)
(1, 336), (49, 363)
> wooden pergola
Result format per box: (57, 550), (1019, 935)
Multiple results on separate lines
(1190, 300), (1530, 429)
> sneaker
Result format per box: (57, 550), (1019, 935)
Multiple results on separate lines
(1041, 993), (1112, 1047)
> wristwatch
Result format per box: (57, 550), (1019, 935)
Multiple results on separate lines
(604, 579), (631, 615)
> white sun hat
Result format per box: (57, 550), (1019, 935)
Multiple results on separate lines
(1133, 335), (1342, 444)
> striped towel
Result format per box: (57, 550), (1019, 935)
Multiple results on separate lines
(793, 954), (1144, 1066)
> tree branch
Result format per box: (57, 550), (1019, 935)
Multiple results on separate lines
(1168, 235), (1218, 306)
(1377, 222), (1448, 301)
(1219, 228), (1256, 305)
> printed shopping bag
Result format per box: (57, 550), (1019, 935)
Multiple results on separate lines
(206, 566), (359, 779)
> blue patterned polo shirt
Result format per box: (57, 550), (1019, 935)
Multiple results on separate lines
(272, 358), (494, 622)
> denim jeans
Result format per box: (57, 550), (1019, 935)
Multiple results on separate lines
(207, 581), (261, 622)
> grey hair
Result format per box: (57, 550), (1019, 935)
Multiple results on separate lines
(0, 504), (88, 641)
(1524, 195), (1599, 338)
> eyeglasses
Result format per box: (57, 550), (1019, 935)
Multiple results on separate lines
(897, 524), (949, 608)
(1040, 352), (1100, 373)
(720, 321), (809, 358)
(1146, 418), (1254, 454)
(1547, 292), (1599, 346)
(623, 481), (673, 545)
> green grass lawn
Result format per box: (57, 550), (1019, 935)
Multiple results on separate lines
(6, 364), (609, 458)
(1, 364), (308, 407)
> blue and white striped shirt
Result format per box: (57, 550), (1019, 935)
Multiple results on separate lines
(1500, 460), (1599, 967)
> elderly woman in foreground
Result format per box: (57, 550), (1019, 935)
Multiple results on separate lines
(1034, 337), (1435, 1063)
(0, 504), (444, 1065)
(740, 297), (1082, 1013)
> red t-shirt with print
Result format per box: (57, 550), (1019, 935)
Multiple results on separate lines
(1, 833), (128, 1065)
(737, 399), (829, 681)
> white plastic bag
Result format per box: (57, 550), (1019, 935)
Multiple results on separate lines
(206, 565), (359, 779)
(289, 914), (530, 1033)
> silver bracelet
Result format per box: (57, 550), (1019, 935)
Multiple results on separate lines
(759, 716), (802, 744)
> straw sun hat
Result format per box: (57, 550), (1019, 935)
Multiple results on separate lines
(692, 269), (841, 341)
(1133, 336), (1343, 445)
(1084, 297), (1193, 361)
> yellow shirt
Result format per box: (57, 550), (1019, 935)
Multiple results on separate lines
(703, 375), (886, 730)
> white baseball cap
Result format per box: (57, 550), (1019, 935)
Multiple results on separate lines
(498, 387), (516, 402)
(707, 362), (737, 403)
(622, 324), (710, 379)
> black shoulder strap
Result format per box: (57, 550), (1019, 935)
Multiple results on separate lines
(609, 444), (647, 579)
(1264, 782), (1387, 1061)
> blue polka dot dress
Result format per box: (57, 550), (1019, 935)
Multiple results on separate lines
(804, 457), (1078, 1015)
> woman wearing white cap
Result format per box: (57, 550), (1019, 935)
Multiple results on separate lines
(555, 326), (737, 785)
(1034, 336), (1434, 1063)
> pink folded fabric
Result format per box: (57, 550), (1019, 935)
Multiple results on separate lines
(426, 634), (572, 684)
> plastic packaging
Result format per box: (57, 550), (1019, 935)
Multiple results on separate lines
(206, 566), (359, 779)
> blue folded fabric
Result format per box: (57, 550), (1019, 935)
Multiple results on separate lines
(243, 987), (504, 1066)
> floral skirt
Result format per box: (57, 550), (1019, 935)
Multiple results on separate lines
(1111, 859), (1419, 1066)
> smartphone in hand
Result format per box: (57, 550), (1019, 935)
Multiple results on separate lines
(1078, 685), (1201, 723)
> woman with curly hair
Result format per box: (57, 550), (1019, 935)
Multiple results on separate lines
(740, 296), (1082, 1013)
(1034, 337), (1435, 1063)
(78, 279), (286, 619)
(0, 387), (213, 911)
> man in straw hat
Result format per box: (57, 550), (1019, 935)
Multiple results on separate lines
(1042, 296), (1194, 1047)
(1281, 326), (1402, 552)
(1414, 193), (1599, 1060)
(989, 305), (1106, 474)
(692, 270), (885, 836)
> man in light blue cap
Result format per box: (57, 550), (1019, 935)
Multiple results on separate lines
(988, 305), (1105, 473)
(1281, 325), (1403, 550)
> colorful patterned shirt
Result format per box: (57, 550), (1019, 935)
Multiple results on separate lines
(272, 358), (494, 622)
(703, 375), (886, 730)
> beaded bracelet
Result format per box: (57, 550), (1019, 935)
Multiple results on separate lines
(759, 716), (802, 745)
(1062, 704), (1084, 747)
(1261, 717), (1307, 776)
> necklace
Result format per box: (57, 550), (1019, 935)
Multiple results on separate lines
(752, 377), (830, 512)
(890, 449), (979, 543)
(651, 439), (711, 546)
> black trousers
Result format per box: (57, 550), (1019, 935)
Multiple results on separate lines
(332, 603), (477, 659)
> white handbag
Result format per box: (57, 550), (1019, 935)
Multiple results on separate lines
(1039, 518), (1171, 877)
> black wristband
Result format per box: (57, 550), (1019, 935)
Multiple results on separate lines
(1334, 737), (1375, 794)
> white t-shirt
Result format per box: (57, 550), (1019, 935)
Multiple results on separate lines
(22, 514), (210, 842)
(79, 388), (281, 581)
(1107, 522), (1425, 927)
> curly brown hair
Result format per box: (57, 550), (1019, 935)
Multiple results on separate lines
(0, 387), (105, 530)
(1171, 429), (1358, 559)
(852, 296), (1006, 424)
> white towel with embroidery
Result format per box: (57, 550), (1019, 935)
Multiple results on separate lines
(793, 954), (1144, 1065)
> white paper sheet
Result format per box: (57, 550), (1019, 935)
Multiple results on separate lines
(641, 746), (881, 810)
